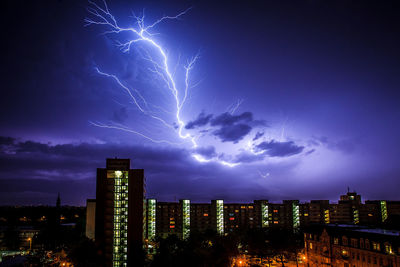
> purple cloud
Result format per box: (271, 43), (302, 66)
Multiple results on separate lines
(213, 124), (252, 143)
(256, 140), (304, 157)
(185, 112), (213, 129)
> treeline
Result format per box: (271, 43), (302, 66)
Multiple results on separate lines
(148, 228), (303, 267)
(67, 228), (303, 267)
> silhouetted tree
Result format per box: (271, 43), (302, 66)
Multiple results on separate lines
(68, 238), (100, 267)
(150, 230), (239, 267)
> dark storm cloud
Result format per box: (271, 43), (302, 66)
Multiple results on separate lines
(253, 131), (264, 141)
(0, 136), (16, 145)
(186, 111), (267, 143)
(0, 136), (251, 205)
(0, 137), (190, 167)
(256, 140), (304, 157)
(0, 178), (95, 205)
(185, 112), (213, 129)
(213, 124), (252, 143)
(210, 112), (253, 126)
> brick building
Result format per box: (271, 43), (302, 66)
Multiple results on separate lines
(304, 224), (400, 266)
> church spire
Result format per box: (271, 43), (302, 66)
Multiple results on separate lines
(56, 192), (61, 208)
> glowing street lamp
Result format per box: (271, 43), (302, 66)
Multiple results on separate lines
(27, 237), (32, 250)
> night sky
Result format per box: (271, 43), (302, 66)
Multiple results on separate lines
(2, 0), (400, 206)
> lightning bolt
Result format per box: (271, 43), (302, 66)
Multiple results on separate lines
(85, 1), (198, 143)
(89, 121), (183, 145)
(85, 1), (269, 168)
(84, 1), (242, 166)
(227, 99), (244, 115)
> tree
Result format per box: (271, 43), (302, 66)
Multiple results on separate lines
(68, 238), (101, 267)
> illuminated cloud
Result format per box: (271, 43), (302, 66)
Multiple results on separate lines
(233, 151), (265, 163)
(194, 146), (217, 159)
(311, 136), (356, 154)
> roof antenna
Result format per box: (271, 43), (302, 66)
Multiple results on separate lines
(347, 186), (350, 193)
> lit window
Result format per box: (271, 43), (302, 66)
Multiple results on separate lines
(241, 206), (246, 209)
(372, 242), (380, 251)
(170, 225), (175, 229)
(385, 244), (393, 254)
(274, 221), (279, 224)
(203, 213), (208, 217)
(248, 206), (254, 209)
(273, 210), (278, 213)
(229, 218), (235, 221)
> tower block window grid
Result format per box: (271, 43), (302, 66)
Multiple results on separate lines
(216, 200), (224, 235)
(380, 201), (388, 222)
(147, 199), (156, 241)
(182, 200), (190, 239)
(261, 201), (269, 228)
(292, 203), (300, 229)
(111, 170), (129, 267)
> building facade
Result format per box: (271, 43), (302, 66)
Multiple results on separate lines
(304, 225), (400, 267)
(95, 158), (144, 267)
(139, 192), (400, 239)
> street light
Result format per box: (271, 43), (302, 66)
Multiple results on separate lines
(27, 237), (32, 251)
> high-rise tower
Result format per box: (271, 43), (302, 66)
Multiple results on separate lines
(95, 158), (144, 267)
